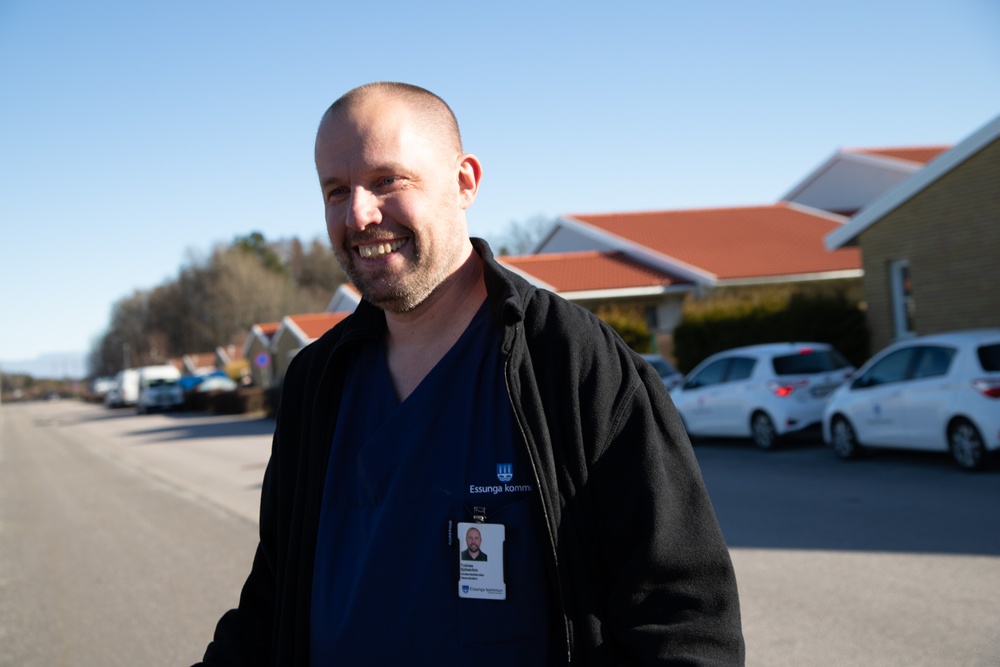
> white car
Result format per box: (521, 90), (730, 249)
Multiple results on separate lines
(670, 342), (854, 449)
(822, 329), (1000, 470)
(136, 364), (185, 414)
(640, 353), (684, 391)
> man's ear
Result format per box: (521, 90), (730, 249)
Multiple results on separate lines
(456, 153), (482, 210)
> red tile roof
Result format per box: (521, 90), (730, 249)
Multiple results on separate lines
(849, 146), (950, 165)
(566, 203), (860, 281)
(256, 322), (281, 337)
(501, 251), (687, 292)
(287, 312), (349, 340)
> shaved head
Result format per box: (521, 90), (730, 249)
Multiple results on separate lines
(314, 81), (482, 315)
(320, 82), (463, 157)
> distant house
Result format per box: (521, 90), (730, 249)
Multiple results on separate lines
(523, 203), (861, 350)
(270, 312), (350, 386)
(325, 283), (361, 314)
(782, 145), (949, 216)
(826, 114), (1000, 353)
(243, 322), (281, 388)
(181, 352), (218, 377)
(500, 250), (692, 335)
(216, 344), (243, 367)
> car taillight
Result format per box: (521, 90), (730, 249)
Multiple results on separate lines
(769, 379), (809, 397)
(972, 379), (1000, 398)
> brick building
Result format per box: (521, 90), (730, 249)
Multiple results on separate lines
(826, 113), (1000, 353)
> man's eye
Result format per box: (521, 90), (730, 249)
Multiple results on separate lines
(326, 187), (348, 201)
(380, 177), (398, 186)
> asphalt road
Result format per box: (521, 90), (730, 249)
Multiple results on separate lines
(2, 400), (999, 666)
(0, 400), (264, 667)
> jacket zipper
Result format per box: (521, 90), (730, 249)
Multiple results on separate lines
(503, 352), (573, 665)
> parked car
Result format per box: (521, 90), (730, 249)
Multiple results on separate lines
(136, 364), (184, 414)
(105, 368), (139, 408)
(195, 375), (238, 393)
(640, 353), (684, 391)
(670, 342), (854, 449)
(90, 376), (117, 398)
(822, 329), (1000, 470)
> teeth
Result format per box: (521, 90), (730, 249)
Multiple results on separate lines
(358, 240), (405, 258)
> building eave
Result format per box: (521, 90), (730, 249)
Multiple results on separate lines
(716, 268), (864, 287)
(557, 284), (694, 302)
(826, 113), (1000, 250)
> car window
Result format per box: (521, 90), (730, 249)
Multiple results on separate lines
(684, 359), (729, 389)
(912, 346), (956, 379)
(727, 357), (756, 381)
(645, 357), (678, 378)
(977, 343), (1000, 371)
(772, 349), (850, 375)
(853, 347), (917, 388)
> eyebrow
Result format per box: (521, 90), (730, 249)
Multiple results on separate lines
(318, 160), (412, 191)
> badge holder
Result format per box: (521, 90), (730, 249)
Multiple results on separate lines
(457, 511), (506, 600)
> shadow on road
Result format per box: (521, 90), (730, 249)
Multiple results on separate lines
(695, 437), (1000, 557)
(121, 411), (277, 441)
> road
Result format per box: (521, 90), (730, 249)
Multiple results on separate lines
(0, 400), (266, 667)
(2, 400), (999, 665)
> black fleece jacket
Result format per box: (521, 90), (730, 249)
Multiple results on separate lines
(198, 239), (744, 666)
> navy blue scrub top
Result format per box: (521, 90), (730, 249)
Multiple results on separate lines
(310, 302), (551, 665)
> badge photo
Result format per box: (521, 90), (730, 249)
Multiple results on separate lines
(457, 522), (506, 600)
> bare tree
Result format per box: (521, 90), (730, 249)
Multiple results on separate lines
(491, 214), (555, 256)
(87, 232), (345, 376)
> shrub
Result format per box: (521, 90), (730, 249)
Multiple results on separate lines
(673, 290), (869, 373)
(595, 305), (652, 353)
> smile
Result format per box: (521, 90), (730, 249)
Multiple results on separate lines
(357, 239), (407, 258)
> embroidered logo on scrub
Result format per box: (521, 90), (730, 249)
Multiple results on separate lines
(469, 463), (533, 495)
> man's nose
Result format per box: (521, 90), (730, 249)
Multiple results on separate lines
(346, 187), (382, 231)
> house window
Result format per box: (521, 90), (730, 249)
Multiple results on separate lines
(890, 259), (915, 339)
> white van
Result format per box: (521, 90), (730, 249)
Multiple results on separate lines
(136, 364), (184, 414)
(105, 368), (140, 408)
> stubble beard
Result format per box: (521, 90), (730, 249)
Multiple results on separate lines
(333, 237), (453, 314)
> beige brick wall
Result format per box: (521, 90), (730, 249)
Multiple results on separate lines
(859, 137), (1000, 353)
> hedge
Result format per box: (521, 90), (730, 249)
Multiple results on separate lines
(672, 291), (869, 373)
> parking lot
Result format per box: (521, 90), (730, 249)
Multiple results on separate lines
(695, 434), (1000, 665)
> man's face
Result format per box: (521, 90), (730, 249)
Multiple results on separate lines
(465, 528), (481, 554)
(315, 95), (474, 314)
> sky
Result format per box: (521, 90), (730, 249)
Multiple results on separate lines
(1, 0), (999, 378)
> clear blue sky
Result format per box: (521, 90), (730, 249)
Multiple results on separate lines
(2, 0), (999, 377)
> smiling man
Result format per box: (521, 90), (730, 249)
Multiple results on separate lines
(461, 526), (487, 561)
(196, 82), (744, 666)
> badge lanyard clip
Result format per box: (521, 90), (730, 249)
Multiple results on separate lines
(473, 506), (487, 523)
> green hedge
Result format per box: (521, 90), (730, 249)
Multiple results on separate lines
(595, 305), (652, 354)
(673, 291), (869, 373)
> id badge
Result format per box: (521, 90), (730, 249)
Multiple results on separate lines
(457, 521), (506, 600)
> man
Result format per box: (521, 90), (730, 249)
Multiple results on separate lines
(197, 82), (744, 666)
(461, 526), (487, 561)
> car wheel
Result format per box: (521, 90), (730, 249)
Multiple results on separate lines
(948, 418), (989, 471)
(830, 416), (861, 460)
(750, 412), (778, 450)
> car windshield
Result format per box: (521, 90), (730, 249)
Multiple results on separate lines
(772, 349), (850, 375)
(148, 379), (178, 388)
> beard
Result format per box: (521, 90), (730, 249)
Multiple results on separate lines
(333, 232), (457, 314)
